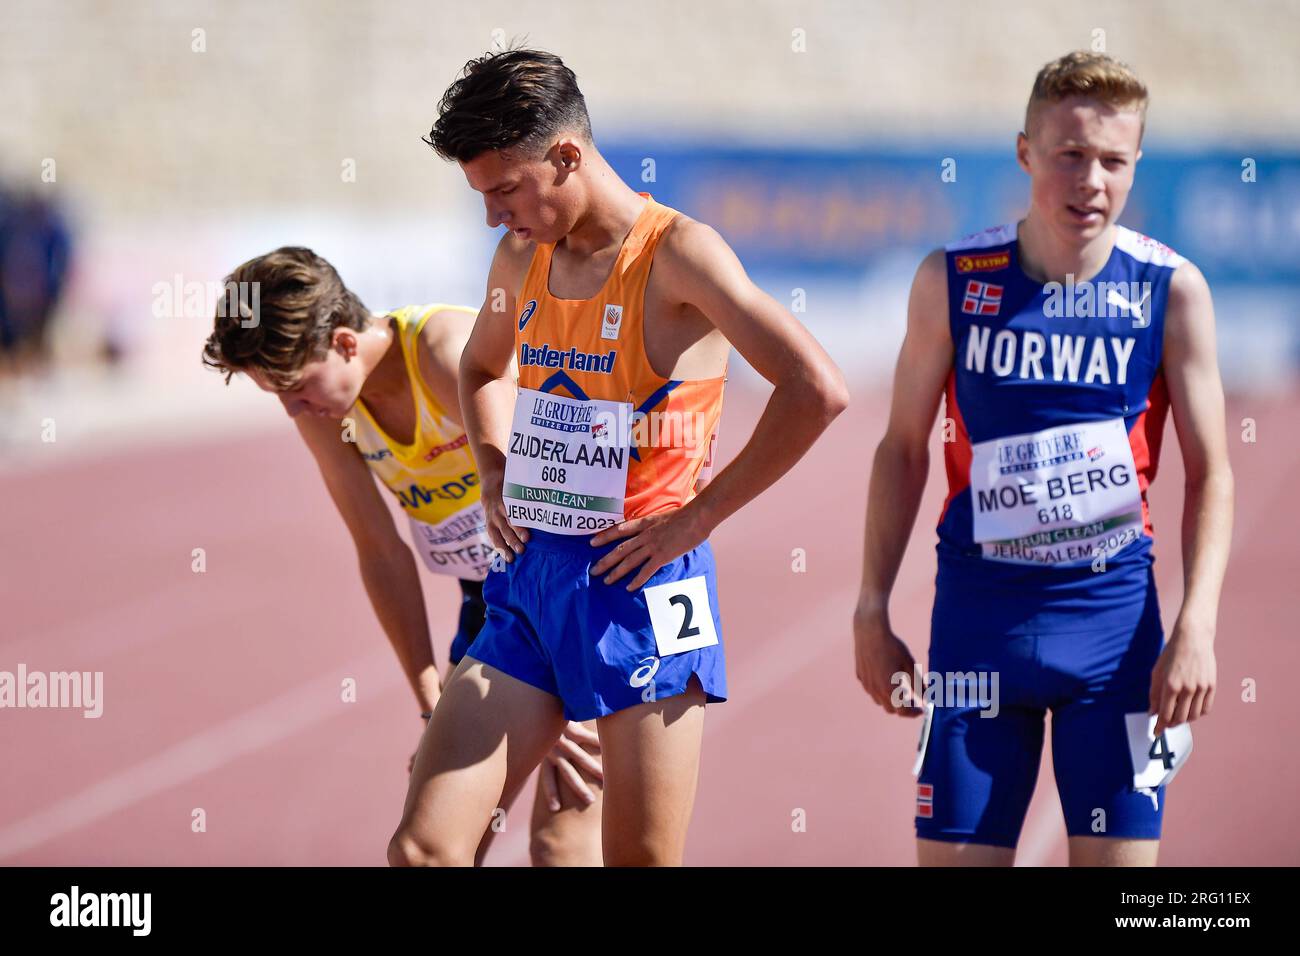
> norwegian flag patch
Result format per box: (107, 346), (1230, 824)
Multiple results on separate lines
(916, 783), (934, 819)
(962, 279), (1003, 316)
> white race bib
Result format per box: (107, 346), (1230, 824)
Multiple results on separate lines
(408, 502), (493, 581)
(644, 575), (719, 657)
(970, 417), (1144, 566)
(1125, 711), (1193, 790)
(502, 388), (631, 535)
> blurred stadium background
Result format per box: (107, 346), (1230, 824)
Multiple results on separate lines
(1, 0), (1297, 865)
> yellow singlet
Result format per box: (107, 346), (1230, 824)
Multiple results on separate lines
(350, 304), (493, 580)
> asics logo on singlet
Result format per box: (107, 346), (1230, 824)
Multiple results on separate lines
(629, 656), (660, 688)
(519, 343), (617, 375)
(518, 299), (537, 331)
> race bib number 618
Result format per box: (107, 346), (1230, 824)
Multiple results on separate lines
(970, 416), (1144, 566)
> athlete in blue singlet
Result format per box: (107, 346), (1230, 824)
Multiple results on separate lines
(854, 52), (1234, 866)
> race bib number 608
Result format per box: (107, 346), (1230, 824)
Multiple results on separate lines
(502, 388), (631, 535)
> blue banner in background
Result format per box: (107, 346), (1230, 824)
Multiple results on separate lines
(602, 144), (1300, 283)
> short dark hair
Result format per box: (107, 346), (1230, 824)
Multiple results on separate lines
(201, 246), (369, 389)
(424, 48), (592, 163)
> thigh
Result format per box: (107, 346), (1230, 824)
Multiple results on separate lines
(527, 720), (604, 867)
(1067, 835), (1159, 866)
(915, 702), (1046, 852)
(1049, 612), (1166, 845)
(917, 838), (1016, 867)
(1051, 695), (1166, 844)
(397, 659), (567, 862)
(595, 677), (708, 867)
(919, 627), (1045, 853)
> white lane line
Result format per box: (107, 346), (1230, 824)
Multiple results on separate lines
(0, 652), (402, 861)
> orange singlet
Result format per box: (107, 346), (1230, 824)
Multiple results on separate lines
(503, 194), (725, 533)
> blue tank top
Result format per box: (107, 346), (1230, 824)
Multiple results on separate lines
(934, 223), (1186, 635)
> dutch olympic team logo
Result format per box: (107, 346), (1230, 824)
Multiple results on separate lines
(518, 298), (538, 331)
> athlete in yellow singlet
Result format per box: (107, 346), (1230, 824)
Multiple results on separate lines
(202, 247), (602, 865)
(388, 50), (849, 867)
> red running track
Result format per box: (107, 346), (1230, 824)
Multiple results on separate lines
(1, 383), (1296, 865)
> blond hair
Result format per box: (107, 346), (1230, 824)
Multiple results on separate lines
(1026, 51), (1149, 137)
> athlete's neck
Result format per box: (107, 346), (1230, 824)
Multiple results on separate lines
(1016, 215), (1115, 286)
(559, 160), (648, 259)
(356, 315), (407, 404)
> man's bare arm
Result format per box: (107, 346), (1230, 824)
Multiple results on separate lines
(858, 250), (952, 619)
(853, 249), (952, 714)
(458, 232), (532, 557)
(295, 412), (441, 711)
(591, 218), (848, 588)
(673, 220), (847, 529)
(1150, 260), (1234, 734)
(1163, 262), (1234, 628)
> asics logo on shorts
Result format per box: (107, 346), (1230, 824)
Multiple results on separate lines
(629, 656), (660, 688)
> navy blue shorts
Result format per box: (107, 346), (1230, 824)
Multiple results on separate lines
(463, 530), (728, 722)
(448, 578), (487, 667)
(915, 586), (1167, 847)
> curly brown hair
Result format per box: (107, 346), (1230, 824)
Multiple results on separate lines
(424, 47), (592, 163)
(201, 247), (370, 389)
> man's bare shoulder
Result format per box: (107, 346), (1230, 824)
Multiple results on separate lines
(647, 214), (743, 304)
(493, 229), (536, 278)
(906, 249), (951, 344)
(915, 248), (948, 288)
(415, 304), (475, 370)
(1168, 258), (1210, 301)
(1163, 259), (1215, 352)
(656, 213), (728, 267)
(419, 303), (475, 342)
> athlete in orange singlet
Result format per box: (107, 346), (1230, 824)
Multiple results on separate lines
(387, 49), (848, 866)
